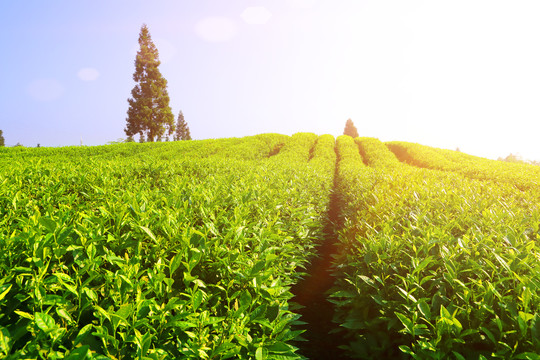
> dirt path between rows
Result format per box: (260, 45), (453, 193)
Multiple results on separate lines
(290, 151), (349, 360)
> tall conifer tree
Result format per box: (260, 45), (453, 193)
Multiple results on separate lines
(343, 118), (359, 138)
(125, 24), (175, 142)
(174, 110), (191, 140)
(0, 130), (4, 147)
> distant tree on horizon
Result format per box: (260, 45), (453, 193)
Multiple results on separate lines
(343, 118), (359, 138)
(125, 24), (175, 142)
(499, 153), (523, 163)
(497, 153), (540, 166)
(0, 130), (4, 147)
(174, 110), (192, 141)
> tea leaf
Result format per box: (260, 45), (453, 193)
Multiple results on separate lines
(256, 346), (267, 360)
(56, 308), (74, 324)
(65, 345), (90, 360)
(0, 285), (12, 302)
(417, 300), (431, 320)
(14, 310), (34, 320)
(139, 225), (156, 242)
(39, 217), (57, 233)
(169, 252), (182, 275)
(35, 312), (56, 333)
(192, 290), (203, 311)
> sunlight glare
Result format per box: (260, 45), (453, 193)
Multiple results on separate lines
(241, 7), (272, 25)
(290, 0), (315, 9)
(195, 16), (237, 42)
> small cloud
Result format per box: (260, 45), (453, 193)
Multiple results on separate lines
(77, 68), (100, 81)
(195, 16), (237, 42)
(241, 6), (272, 25)
(27, 78), (64, 101)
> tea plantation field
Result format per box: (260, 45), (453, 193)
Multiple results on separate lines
(0, 134), (538, 359)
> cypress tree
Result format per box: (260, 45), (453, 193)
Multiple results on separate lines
(0, 130), (4, 147)
(174, 110), (192, 140)
(343, 118), (359, 138)
(125, 24), (175, 142)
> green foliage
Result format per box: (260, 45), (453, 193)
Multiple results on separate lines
(0, 133), (335, 359)
(343, 118), (359, 138)
(332, 136), (540, 359)
(174, 110), (191, 141)
(125, 24), (175, 142)
(309, 134), (337, 183)
(386, 141), (540, 191)
(335, 135), (366, 189)
(355, 137), (401, 169)
(268, 132), (318, 164)
(213, 134), (289, 161)
(3, 133), (538, 359)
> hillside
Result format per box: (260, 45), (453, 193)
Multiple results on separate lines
(0, 134), (539, 359)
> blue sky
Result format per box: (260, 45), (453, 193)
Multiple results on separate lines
(2, 1), (540, 160)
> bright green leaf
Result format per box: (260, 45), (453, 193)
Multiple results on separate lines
(192, 290), (203, 311)
(15, 310), (34, 320)
(170, 252), (183, 275)
(39, 217), (56, 232)
(417, 300), (431, 320)
(56, 308), (74, 324)
(256, 346), (267, 360)
(35, 312), (56, 333)
(139, 226), (156, 242)
(66, 345), (90, 360)
(0, 285), (12, 302)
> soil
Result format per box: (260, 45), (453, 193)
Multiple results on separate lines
(290, 170), (350, 360)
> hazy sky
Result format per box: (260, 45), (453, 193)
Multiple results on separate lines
(2, 1), (540, 160)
